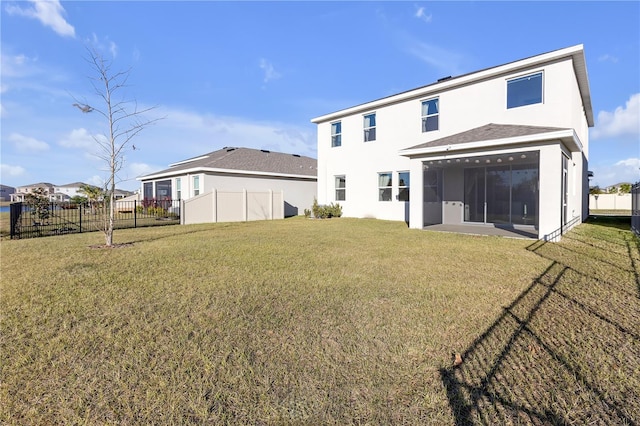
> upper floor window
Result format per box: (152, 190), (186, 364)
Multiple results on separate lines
(398, 171), (410, 201)
(507, 72), (543, 109)
(421, 98), (439, 132)
(378, 172), (392, 201)
(364, 113), (376, 142)
(331, 121), (342, 147)
(335, 175), (346, 201)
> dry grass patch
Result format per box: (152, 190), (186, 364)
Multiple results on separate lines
(1, 217), (638, 424)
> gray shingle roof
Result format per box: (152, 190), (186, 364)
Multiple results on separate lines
(143, 147), (317, 178)
(406, 123), (571, 150)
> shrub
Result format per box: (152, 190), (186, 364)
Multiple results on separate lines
(311, 199), (342, 219)
(304, 208), (311, 218)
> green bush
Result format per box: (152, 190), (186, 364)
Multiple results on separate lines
(311, 199), (342, 219)
(304, 208), (311, 218)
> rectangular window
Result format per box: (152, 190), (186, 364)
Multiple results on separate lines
(155, 180), (172, 200)
(364, 113), (376, 142)
(176, 178), (181, 200)
(421, 98), (439, 132)
(507, 72), (542, 109)
(378, 172), (392, 201)
(143, 182), (153, 201)
(335, 175), (346, 201)
(331, 121), (342, 147)
(193, 175), (200, 196)
(398, 171), (410, 201)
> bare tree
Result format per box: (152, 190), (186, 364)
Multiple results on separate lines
(74, 47), (162, 246)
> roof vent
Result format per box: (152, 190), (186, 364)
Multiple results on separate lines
(292, 154), (300, 157)
(226, 147), (236, 152)
(260, 149), (270, 153)
(437, 76), (452, 82)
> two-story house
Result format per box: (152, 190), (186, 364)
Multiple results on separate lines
(311, 45), (593, 241)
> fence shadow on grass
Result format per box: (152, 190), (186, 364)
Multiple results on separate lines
(440, 224), (640, 425)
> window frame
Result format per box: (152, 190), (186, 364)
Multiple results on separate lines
(335, 175), (346, 201)
(193, 175), (200, 196)
(363, 112), (376, 142)
(175, 177), (182, 200)
(421, 97), (439, 133)
(378, 172), (392, 202)
(507, 71), (543, 109)
(331, 121), (342, 147)
(398, 171), (410, 201)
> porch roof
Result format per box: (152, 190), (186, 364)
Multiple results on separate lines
(400, 123), (580, 157)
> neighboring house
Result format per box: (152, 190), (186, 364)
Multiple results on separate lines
(311, 44), (593, 240)
(51, 182), (90, 202)
(9, 182), (133, 202)
(137, 147), (317, 217)
(10, 182), (56, 202)
(0, 184), (16, 201)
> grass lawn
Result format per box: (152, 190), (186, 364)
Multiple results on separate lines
(1, 217), (638, 424)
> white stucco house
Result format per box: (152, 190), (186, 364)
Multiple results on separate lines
(311, 45), (593, 240)
(137, 147), (317, 217)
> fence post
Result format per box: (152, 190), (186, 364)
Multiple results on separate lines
(79, 203), (82, 233)
(134, 200), (137, 228)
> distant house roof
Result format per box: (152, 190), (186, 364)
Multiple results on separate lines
(56, 182), (90, 188)
(405, 123), (570, 150)
(139, 147), (317, 180)
(19, 182), (55, 188)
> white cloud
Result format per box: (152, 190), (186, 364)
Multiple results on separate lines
(1, 164), (26, 177)
(598, 54), (618, 63)
(109, 41), (118, 58)
(58, 128), (96, 149)
(9, 133), (50, 152)
(259, 58), (282, 83)
(403, 38), (464, 76)
(414, 6), (432, 23)
(1, 53), (39, 78)
(5, 0), (75, 38)
(86, 175), (106, 188)
(592, 93), (640, 140)
(86, 33), (119, 59)
(591, 157), (640, 187)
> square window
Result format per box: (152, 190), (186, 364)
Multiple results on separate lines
(364, 113), (376, 142)
(421, 98), (439, 132)
(507, 72), (543, 109)
(335, 175), (346, 201)
(398, 171), (410, 201)
(378, 172), (392, 201)
(331, 122), (342, 147)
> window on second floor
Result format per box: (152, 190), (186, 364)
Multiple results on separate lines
(421, 98), (439, 132)
(507, 72), (543, 109)
(335, 175), (346, 201)
(331, 121), (342, 147)
(364, 113), (376, 142)
(398, 171), (410, 201)
(378, 172), (392, 201)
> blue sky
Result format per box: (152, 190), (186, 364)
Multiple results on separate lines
(1, 1), (639, 191)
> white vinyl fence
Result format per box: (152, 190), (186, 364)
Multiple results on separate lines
(181, 189), (284, 225)
(589, 193), (631, 211)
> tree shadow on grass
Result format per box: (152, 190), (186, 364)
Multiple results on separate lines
(440, 225), (640, 425)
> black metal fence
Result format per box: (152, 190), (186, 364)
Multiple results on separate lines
(632, 181), (640, 237)
(10, 199), (180, 239)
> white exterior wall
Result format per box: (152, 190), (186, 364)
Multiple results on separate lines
(317, 50), (591, 234)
